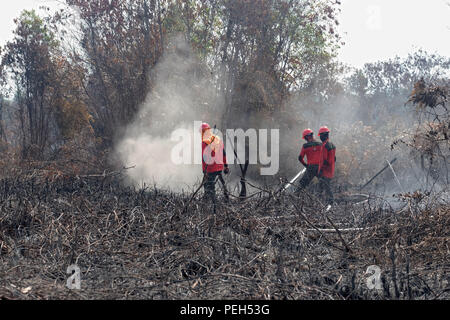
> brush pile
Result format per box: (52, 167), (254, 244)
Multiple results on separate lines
(0, 171), (448, 300)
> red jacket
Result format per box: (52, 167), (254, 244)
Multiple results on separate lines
(321, 140), (336, 178)
(202, 135), (228, 173)
(299, 140), (323, 172)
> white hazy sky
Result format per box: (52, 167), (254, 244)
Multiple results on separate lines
(337, 0), (450, 67)
(0, 0), (61, 45)
(0, 0), (449, 68)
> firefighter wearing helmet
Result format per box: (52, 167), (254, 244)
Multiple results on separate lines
(297, 128), (323, 192)
(200, 123), (229, 203)
(318, 126), (336, 204)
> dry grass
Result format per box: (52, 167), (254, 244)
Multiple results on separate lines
(0, 171), (448, 300)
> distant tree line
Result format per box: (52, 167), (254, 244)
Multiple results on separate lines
(0, 0), (448, 174)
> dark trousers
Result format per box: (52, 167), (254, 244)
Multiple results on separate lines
(204, 171), (228, 202)
(297, 164), (320, 190)
(318, 177), (334, 204)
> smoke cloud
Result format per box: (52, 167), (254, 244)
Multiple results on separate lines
(115, 36), (447, 200)
(115, 35), (222, 191)
(284, 87), (447, 198)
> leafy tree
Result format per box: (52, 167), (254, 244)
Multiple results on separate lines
(0, 94), (6, 143)
(64, 0), (168, 144)
(1, 10), (94, 159)
(165, 0), (341, 129)
(1, 10), (59, 158)
(401, 79), (449, 184)
(51, 56), (93, 141)
(347, 50), (450, 126)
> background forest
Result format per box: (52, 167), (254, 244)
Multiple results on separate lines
(0, 0), (448, 192)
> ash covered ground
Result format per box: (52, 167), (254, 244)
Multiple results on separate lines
(0, 171), (448, 300)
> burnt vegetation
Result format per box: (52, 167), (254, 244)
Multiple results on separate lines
(0, 169), (448, 300)
(0, 1), (449, 300)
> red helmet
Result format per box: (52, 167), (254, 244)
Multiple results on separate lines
(199, 122), (211, 133)
(302, 128), (313, 140)
(319, 126), (330, 135)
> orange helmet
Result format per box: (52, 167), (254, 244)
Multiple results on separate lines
(319, 126), (330, 135)
(199, 122), (211, 133)
(302, 128), (313, 140)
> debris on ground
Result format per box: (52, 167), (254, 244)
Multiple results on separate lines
(0, 172), (448, 300)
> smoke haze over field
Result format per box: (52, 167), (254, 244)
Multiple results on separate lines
(114, 36), (448, 198)
(115, 36), (221, 191)
(281, 75), (449, 198)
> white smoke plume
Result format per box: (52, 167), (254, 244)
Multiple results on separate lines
(115, 35), (222, 191)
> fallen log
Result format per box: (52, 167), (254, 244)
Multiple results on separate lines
(307, 223), (396, 233)
(306, 227), (365, 233)
(360, 158), (397, 190)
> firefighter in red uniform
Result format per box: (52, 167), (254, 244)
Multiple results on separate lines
(318, 126), (336, 204)
(297, 129), (323, 192)
(200, 123), (229, 202)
